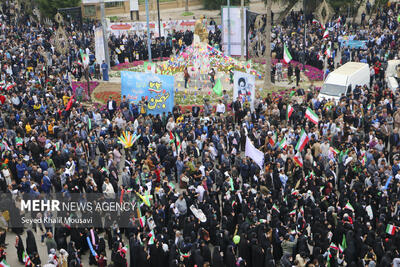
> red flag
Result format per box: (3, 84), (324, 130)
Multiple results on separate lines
(65, 97), (74, 111)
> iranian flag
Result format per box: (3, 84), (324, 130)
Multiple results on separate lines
(0, 260), (10, 267)
(330, 147), (340, 156)
(180, 251), (191, 258)
(293, 152), (303, 167)
(312, 19), (320, 25)
(169, 131), (174, 144)
(23, 251), (31, 266)
(361, 152), (367, 165)
(167, 182), (175, 191)
(339, 244), (344, 253)
(305, 107), (319, 125)
(148, 230), (155, 245)
(232, 200), (237, 207)
(278, 137), (288, 150)
(5, 83), (15, 91)
(304, 171), (315, 181)
(16, 137), (23, 146)
(139, 216), (146, 227)
(0, 140), (10, 151)
(175, 133), (181, 154)
(120, 246), (128, 254)
(295, 129), (309, 152)
(329, 243), (339, 250)
(272, 204), (280, 213)
(287, 104), (294, 120)
(325, 47), (332, 58)
(289, 210), (296, 216)
(323, 30), (329, 39)
(269, 132), (278, 146)
(283, 44), (292, 64)
(386, 224), (397, 235)
(291, 189), (299, 196)
(80, 50), (90, 67)
(344, 202), (354, 212)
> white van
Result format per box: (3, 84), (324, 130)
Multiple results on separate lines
(318, 62), (370, 102)
(385, 59), (400, 92)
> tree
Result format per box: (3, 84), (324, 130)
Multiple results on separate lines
(276, 0), (300, 24)
(263, 0), (272, 90)
(37, 0), (81, 18)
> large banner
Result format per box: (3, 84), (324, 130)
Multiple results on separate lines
(221, 7), (247, 56)
(121, 71), (174, 115)
(108, 20), (197, 37)
(233, 71), (255, 111)
(130, 0), (138, 11)
(94, 27), (105, 64)
(340, 39), (368, 50)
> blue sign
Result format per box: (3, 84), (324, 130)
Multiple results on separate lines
(121, 71), (175, 115)
(340, 40), (368, 50)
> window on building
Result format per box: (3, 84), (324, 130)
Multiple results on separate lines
(105, 1), (124, 8)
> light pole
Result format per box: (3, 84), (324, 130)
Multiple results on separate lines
(227, 0), (231, 56)
(303, 0), (306, 71)
(240, 0), (244, 60)
(145, 0), (152, 62)
(157, 0), (161, 38)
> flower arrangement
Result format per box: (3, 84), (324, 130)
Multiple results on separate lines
(111, 57), (170, 71)
(109, 66), (144, 78)
(94, 91), (122, 106)
(252, 59), (324, 81)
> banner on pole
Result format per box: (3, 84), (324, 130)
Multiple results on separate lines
(94, 27), (105, 64)
(221, 6), (247, 56)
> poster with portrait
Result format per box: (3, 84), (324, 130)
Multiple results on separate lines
(233, 71), (256, 111)
(121, 71), (174, 115)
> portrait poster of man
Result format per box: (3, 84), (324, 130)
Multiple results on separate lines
(233, 71), (256, 111)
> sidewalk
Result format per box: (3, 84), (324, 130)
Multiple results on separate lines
(112, 0), (304, 22)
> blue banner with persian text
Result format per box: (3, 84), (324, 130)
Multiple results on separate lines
(121, 71), (174, 115)
(340, 40), (368, 50)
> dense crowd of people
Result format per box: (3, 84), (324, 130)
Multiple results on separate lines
(108, 26), (222, 65)
(0, 0), (399, 267)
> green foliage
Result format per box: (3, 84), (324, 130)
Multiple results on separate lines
(182, 11), (194, 16)
(37, 0), (81, 18)
(108, 16), (119, 22)
(202, 0), (249, 10)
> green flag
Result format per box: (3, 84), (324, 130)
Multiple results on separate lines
(229, 177), (234, 191)
(213, 78), (222, 96)
(80, 50), (89, 67)
(398, 14), (400, 23)
(341, 234), (347, 250)
(144, 62), (155, 73)
(88, 118), (92, 130)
